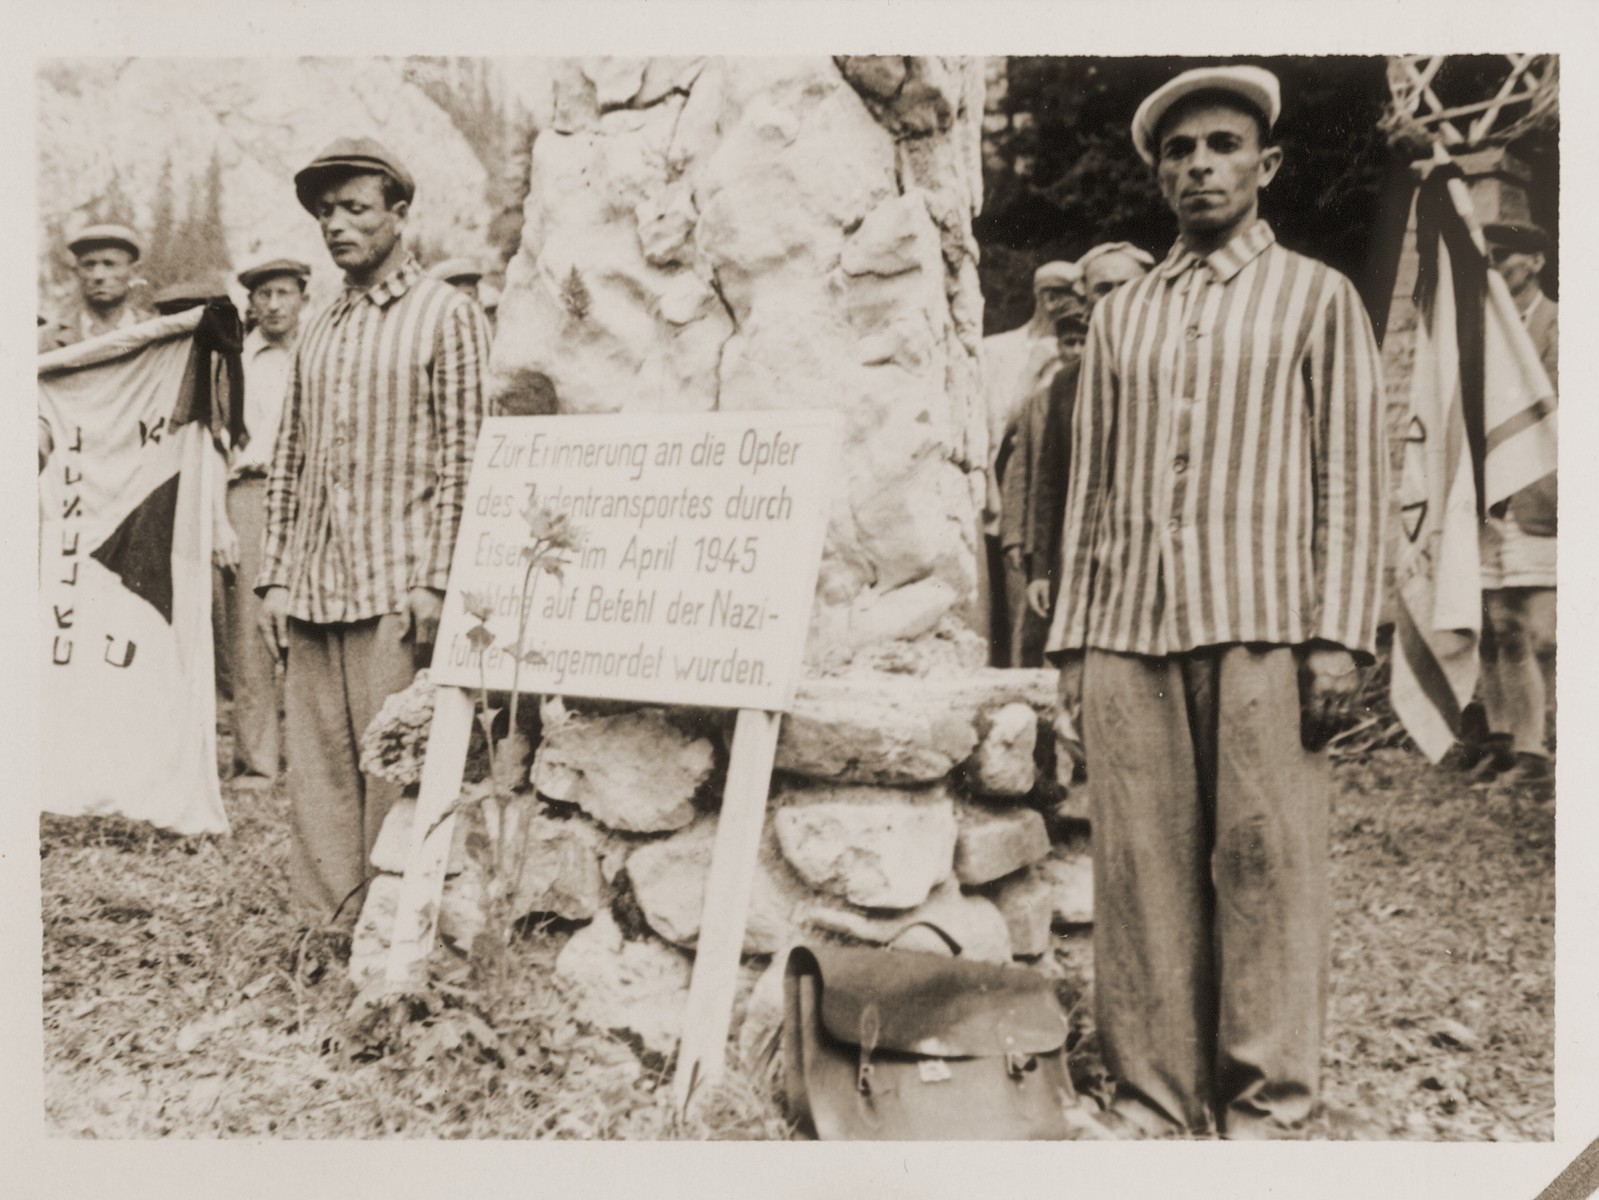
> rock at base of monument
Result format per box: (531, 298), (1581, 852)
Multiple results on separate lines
(348, 873), (403, 989)
(772, 781), (957, 909)
(437, 862), (487, 953)
(367, 795), (475, 876)
(531, 707), (715, 834)
(970, 701), (1039, 797)
(626, 815), (809, 956)
(775, 670), (1056, 786)
(553, 909), (691, 1058)
(495, 806), (607, 922)
(1044, 785), (1092, 832)
(1040, 849), (1095, 927)
(953, 801), (1050, 886)
(985, 865), (1055, 960)
(775, 688), (978, 785)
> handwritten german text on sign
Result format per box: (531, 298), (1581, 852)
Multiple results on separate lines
(432, 412), (839, 710)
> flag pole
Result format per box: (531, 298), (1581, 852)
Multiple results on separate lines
(1428, 141), (1489, 257)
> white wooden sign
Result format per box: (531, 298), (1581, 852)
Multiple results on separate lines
(389, 410), (840, 1113)
(431, 411), (839, 710)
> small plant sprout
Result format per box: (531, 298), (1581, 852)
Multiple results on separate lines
(424, 503), (585, 968)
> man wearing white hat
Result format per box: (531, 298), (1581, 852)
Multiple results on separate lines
(1048, 65), (1387, 1138)
(983, 260), (1081, 665)
(39, 223), (154, 351)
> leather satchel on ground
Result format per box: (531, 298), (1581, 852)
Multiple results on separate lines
(782, 941), (1078, 1140)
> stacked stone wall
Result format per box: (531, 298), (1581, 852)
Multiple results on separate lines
(352, 56), (1098, 1060)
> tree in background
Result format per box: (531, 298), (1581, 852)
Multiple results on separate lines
(164, 149), (232, 289)
(143, 154), (179, 287)
(405, 55), (533, 269)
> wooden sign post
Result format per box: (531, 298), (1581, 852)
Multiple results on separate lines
(383, 411), (839, 1106)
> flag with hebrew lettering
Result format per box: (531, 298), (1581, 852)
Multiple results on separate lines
(1389, 164), (1559, 763)
(38, 308), (231, 835)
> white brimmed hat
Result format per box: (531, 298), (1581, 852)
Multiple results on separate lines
(1131, 65), (1281, 166)
(1033, 260), (1081, 289)
(1077, 242), (1157, 274)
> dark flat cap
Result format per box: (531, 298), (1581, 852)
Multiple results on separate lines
(1054, 311), (1090, 336)
(427, 256), (483, 284)
(68, 223), (143, 261)
(293, 137), (415, 214)
(1483, 221), (1551, 255)
(239, 257), (312, 291)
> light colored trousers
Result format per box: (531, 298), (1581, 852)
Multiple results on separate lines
(1083, 645), (1331, 1138)
(284, 614), (416, 926)
(1481, 587), (1556, 756)
(224, 477), (280, 777)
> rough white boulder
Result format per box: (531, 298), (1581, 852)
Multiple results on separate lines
(972, 702), (1039, 797)
(954, 802), (1050, 885)
(554, 910), (691, 1057)
(532, 708), (714, 833)
(773, 781), (957, 910)
(626, 816), (809, 955)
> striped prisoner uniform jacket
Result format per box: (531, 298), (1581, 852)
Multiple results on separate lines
(258, 256), (491, 622)
(1045, 220), (1387, 663)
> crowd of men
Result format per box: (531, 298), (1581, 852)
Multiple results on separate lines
(39, 63), (1556, 1141)
(41, 136), (496, 928)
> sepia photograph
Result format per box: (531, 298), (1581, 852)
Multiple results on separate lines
(12, 2), (1598, 1197)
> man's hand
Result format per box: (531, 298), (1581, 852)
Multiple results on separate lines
(1026, 579), (1053, 618)
(213, 516), (240, 575)
(1053, 651), (1086, 778)
(258, 586), (291, 661)
(1003, 545), (1025, 574)
(405, 587), (446, 653)
(1300, 644), (1360, 751)
(1055, 651), (1085, 727)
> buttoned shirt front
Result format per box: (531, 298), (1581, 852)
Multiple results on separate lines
(233, 327), (295, 477)
(1046, 220), (1387, 660)
(258, 256), (490, 623)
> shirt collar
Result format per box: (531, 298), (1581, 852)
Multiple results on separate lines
(338, 255), (421, 311)
(1157, 218), (1276, 284)
(243, 326), (295, 357)
(79, 304), (135, 337)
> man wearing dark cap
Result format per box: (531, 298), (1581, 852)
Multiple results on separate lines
(258, 139), (490, 927)
(218, 258), (310, 787)
(1472, 221), (1558, 788)
(1048, 66), (1386, 1139)
(39, 223), (153, 351)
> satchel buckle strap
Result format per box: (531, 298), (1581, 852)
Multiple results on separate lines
(857, 1005), (881, 1096)
(1005, 1051), (1034, 1079)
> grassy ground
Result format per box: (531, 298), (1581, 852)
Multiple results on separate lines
(38, 743), (1552, 1140)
